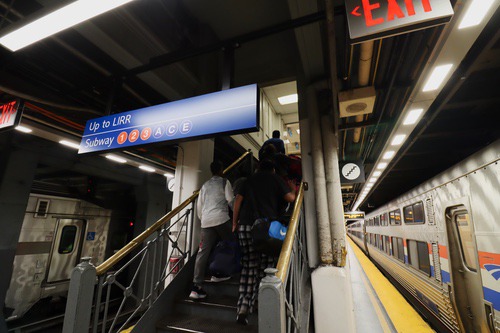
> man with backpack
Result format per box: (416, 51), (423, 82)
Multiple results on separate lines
(190, 160), (234, 300)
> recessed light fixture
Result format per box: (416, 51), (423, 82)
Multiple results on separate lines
(59, 140), (80, 150)
(106, 154), (127, 163)
(0, 0), (136, 51)
(377, 162), (388, 170)
(139, 165), (155, 172)
(15, 125), (32, 133)
(278, 94), (298, 105)
(403, 108), (424, 125)
(373, 171), (382, 177)
(458, 0), (495, 29)
(391, 134), (406, 146)
(422, 64), (453, 92)
(383, 151), (395, 159)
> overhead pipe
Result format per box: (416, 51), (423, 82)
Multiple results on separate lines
(306, 82), (333, 265)
(353, 41), (374, 143)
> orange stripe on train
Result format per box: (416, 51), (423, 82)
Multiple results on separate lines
(439, 245), (448, 259)
(479, 251), (500, 269)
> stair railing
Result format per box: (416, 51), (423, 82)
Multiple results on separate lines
(62, 151), (251, 333)
(259, 181), (310, 333)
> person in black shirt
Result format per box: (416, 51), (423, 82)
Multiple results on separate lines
(232, 159), (295, 325)
(258, 130), (285, 159)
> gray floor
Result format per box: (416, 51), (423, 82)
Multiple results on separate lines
(348, 242), (397, 333)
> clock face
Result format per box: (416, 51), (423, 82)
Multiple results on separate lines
(167, 178), (175, 191)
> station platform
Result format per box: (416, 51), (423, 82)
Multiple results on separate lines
(348, 238), (435, 333)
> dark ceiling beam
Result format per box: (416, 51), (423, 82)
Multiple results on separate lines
(442, 97), (500, 110)
(121, 11), (328, 78)
(339, 119), (376, 131)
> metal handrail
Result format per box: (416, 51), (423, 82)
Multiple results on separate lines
(276, 181), (306, 282)
(95, 150), (251, 276)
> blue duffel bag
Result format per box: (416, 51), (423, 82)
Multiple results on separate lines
(208, 240), (241, 277)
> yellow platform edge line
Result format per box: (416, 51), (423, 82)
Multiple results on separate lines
(120, 326), (134, 333)
(347, 237), (435, 333)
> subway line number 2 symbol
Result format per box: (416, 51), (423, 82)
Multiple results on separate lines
(342, 163), (361, 180)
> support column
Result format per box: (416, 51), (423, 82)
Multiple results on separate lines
(0, 148), (38, 328)
(132, 174), (168, 301)
(171, 139), (214, 254)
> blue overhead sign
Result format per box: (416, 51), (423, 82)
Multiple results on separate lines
(79, 84), (259, 154)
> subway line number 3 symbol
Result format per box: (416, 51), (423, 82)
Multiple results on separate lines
(342, 163), (360, 180)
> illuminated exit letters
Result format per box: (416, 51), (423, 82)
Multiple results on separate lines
(0, 100), (22, 131)
(345, 0), (453, 42)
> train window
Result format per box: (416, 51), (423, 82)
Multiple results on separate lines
(58, 226), (77, 254)
(397, 238), (405, 262)
(454, 212), (478, 271)
(417, 241), (431, 275)
(408, 240), (431, 275)
(374, 216), (380, 226)
(389, 209), (401, 225)
(380, 213), (388, 226)
(392, 237), (398, 258)
(404, 202), (425, 224)
(384, 236), (391, 255)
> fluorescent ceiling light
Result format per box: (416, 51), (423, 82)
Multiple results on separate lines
(377, 162), (388, 170)
(382, 151), (395, 159)
(422, 64), (453, 92)
(391, 134), (406, 146)
(164, 173), (174, 178)
(59, 140), (80, 149)
(458, 0), (495, 29)
(368, 178), (377, 184)
(139, 165), (155, 172)
(284, 139), (290, 144)
(15, 125), (32, 133)
(278, 94), (298, 105)
(0, 0), (136, 51)
(373, 171), (382, 177)
(105, 154), (126, 164)
(403, 109), (424, 125)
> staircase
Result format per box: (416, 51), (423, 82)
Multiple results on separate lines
(156, 277), (258, 333)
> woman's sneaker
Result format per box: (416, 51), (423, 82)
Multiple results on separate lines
(189, 285), (207, 300)
(210, 275), (231, 282)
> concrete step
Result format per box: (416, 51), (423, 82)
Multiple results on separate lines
(156, 313), (258, 333)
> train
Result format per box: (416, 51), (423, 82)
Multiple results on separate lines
(4, 194), (112, 321)
(347, 139), (500, 333)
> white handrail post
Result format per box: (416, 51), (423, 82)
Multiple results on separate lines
(259, 268), (286, 333)
(63, 257), (96, 333)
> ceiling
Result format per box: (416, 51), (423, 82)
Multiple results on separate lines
(0, 0), (499, 213)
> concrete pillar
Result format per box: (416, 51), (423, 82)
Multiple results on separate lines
(171, 139), (214, 254)
(132, 173), (169, 300)
(0, 147), (38, 328)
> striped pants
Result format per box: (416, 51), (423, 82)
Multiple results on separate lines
(237, 225), (276, 316)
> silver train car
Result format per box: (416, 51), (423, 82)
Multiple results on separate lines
(347, 139), (500, 333)
(5, 194), (111, 321)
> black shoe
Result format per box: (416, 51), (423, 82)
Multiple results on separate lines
(236, 312), (248, 325)
(189, 285), (207, 300)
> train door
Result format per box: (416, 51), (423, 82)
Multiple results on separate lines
(47, 219), (86, 283)
(445, 205), (490, 333)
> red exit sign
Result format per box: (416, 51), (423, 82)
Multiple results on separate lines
(0, 100), (23, 131)
(345, 0), (453, 43)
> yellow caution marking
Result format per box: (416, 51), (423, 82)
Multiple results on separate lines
(120, 326), (134, 333)
(358, 264), (393, 333)
(348, 238), (435, 333)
